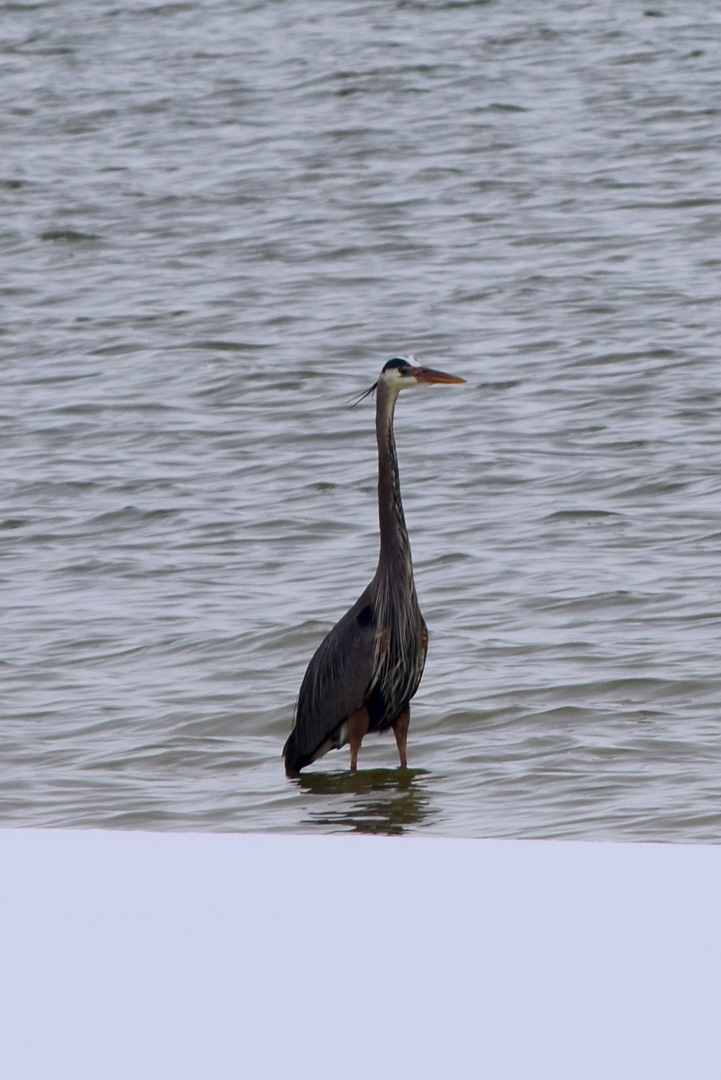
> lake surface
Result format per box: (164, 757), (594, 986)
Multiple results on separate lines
(2, 0), (721, 839)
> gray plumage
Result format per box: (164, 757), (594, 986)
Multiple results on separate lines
(283, 356), (463, 775)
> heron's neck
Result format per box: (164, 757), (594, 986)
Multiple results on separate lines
(375, 382), (412, 576)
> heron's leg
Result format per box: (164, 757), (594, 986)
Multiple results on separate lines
(347, 706), (370, 772)
(392, 708), (410, 769)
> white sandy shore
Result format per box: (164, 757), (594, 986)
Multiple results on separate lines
(1, 829), (720, 1079)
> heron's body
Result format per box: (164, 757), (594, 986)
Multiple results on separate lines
(283, 357), (464, 776)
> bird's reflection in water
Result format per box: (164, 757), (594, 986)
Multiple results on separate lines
(298, 768), (432, 835)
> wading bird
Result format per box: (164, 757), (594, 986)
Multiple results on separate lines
(283, 356), (465, 777)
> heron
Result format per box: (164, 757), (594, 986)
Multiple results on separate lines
(283, 355), (465, 777)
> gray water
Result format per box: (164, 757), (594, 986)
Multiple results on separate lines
(2, 0), (721, 838)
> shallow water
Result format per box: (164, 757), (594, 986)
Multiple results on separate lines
(2, 0), (721, 838)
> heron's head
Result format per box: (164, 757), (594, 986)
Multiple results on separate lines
(352, 355), (465, 405)
(381, 354), (465, 391)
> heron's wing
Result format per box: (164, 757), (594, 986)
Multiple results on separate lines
(292, 599), (378, 758)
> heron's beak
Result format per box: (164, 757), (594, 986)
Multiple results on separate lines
(411, 366), (466, 385)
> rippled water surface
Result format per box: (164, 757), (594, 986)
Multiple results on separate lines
(3, 0), (721, 838)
